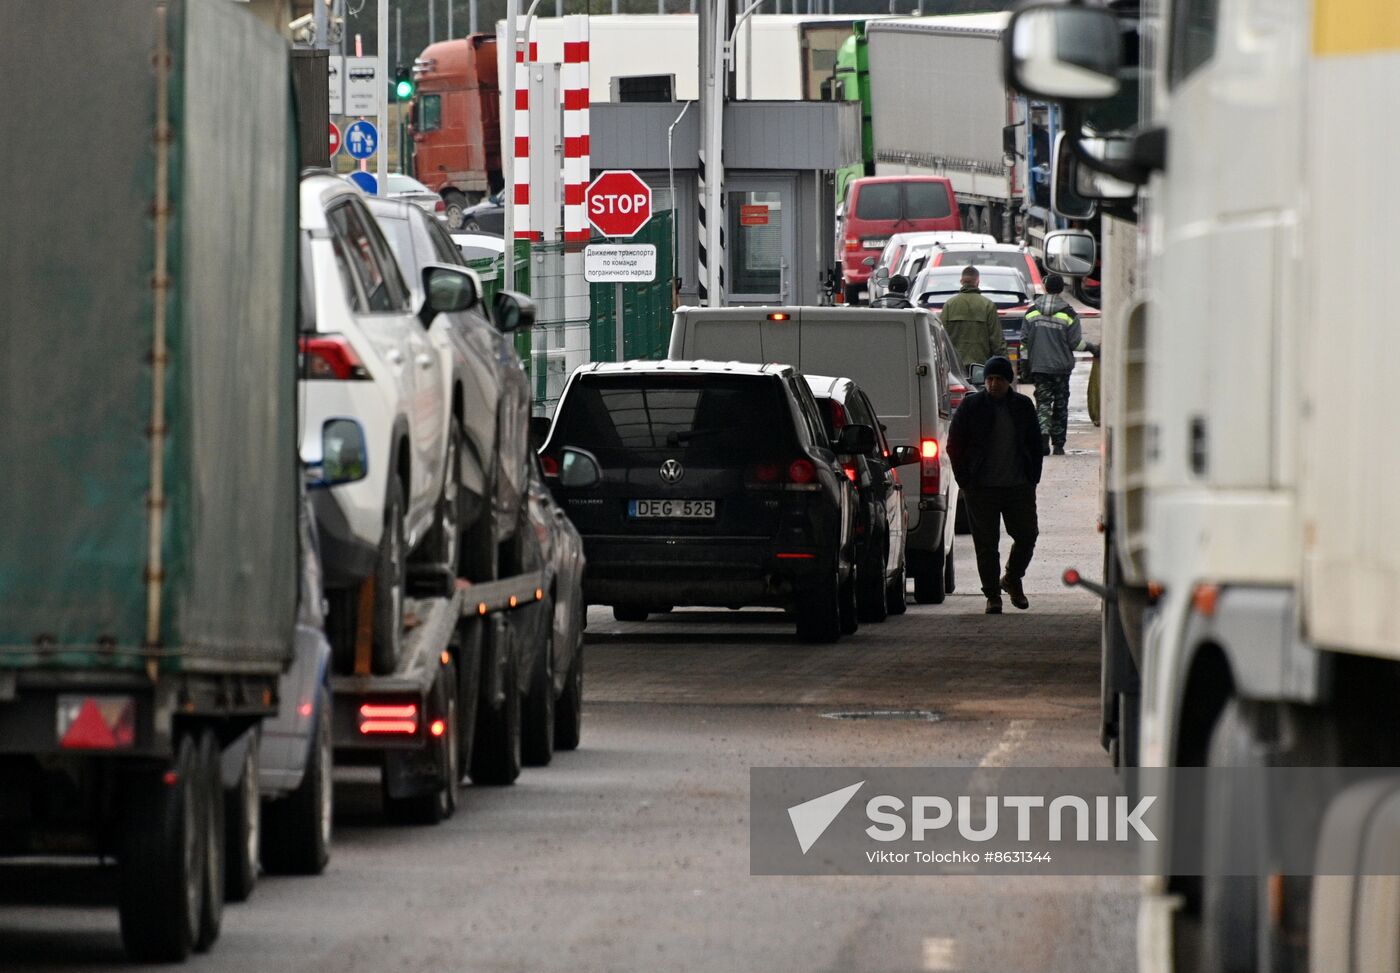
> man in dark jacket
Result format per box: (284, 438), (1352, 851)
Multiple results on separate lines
(870, 274), (914, 308)
(946, 356), (1043, 614)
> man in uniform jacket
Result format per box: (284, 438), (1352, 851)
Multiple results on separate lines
(1019, 273), (1098, 455)
(946, 356), (1043, 614)
(940, 266), (1006, 375)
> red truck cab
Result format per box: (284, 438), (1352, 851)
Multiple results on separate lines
(838, 176), (960, 305)
(409, 34), (502, 228)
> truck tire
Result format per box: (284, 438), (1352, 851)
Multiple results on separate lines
(118, 735), (205, 963)
(195, 730), (225, 953)
(470, 624), (522, 785)
(262, 686), (332, 875)
(522, 599), (556, 767)
(796, 565), (842, 643)
(1311, 777), (1400, 973)
(554, 612), (584, 752)
(373, 481), (407, 675)
(223, 731), (260, 903)
(885, 564), (908, 616)
(857, 536), (889, 624)
(384, 661), (459, 824)
(913, 544), (947, 605)
(1199, 700), (1262, 973)
(839, 565), (859, 636)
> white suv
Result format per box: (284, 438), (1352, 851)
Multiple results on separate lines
(298, 175), (471, 674)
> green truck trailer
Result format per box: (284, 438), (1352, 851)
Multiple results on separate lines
(0, 0), (298, 960)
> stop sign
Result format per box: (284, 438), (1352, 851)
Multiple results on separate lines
(329, 122), (341, 158)
(586, 170), (652, 238)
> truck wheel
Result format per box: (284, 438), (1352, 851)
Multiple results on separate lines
(885, 563), (908, 616)
(384, 661), (459, 824)
(522, 599), (556, 768)
(943, 539), (956, 594)
(839, 565), (859, 636)
(795, 566), (842, 643)
(857, 536), (889, 624)
(262, 686), (333, 875)
(554, 611), (584, 752)
(118, 735), (205, 963)
(443, 191), (467, 230)
(223, 730), (260, 903)
(373, 481), (407, 675)
(195, 730), (225, 953)
(913, 544), (947, 605)
(1199, 700), (1262, 973)
(469, 624), (522, 785)
(1311, 777), (1400, 973)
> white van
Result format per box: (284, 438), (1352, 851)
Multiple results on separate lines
(667, 306), (959, 604)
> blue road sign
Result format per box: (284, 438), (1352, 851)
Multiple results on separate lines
(345, 120), (379, 160)
(348, 171), (378, 195)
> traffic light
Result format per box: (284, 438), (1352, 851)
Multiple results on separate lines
(395, 66), (414, 100)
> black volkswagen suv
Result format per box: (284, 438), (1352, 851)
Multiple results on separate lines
(539, 361), (863, 642)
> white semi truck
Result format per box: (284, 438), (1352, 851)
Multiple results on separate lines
(1006, 2), (1400, 971)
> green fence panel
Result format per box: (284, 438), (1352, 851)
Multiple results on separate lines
(590, 211), (674, 362)
(468, 239), (533, 372)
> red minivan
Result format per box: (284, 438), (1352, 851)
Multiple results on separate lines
(838, 176), (960, 305)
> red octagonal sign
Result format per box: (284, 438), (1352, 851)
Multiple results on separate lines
(586, 170), (652, 238)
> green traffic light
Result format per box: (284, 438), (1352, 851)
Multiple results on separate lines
(395, 78), (414, 99)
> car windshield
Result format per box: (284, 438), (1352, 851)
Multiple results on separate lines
(387, 174), (431, 194)
(553, 375), (795, 465)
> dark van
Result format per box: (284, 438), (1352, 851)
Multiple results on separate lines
(839, 176), (960, 305)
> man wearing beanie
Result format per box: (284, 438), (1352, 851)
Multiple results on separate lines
(1020, 273), (1098, 455)
(946, 356), (1043, 613)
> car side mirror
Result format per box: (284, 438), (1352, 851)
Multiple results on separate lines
(968, 363), (986, 387)
(419, 264), (480, 326)
(890, 444), (919, 468)
(836, 423), (876, 455)
(872, 266), (890, 287)
(530, 416), (553, 451)
(492, 290), (536, 333)
(559, 447), (601, 489)
(862, 256), (876, 268)
(306, 418), (368, 486)
(1042, 230), (1097, 278)
(1003, 4), (1122, 103)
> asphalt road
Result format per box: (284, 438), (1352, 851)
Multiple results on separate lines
(0, 363), (1133, 973)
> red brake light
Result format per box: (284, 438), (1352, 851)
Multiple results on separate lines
(844, 237), (861, 251)
(540, 454), (560, 477)
(842, 462), (858, 482)
(300, 335), (371, 381)
(920, 439), (941, 496)
(429, 719), (447, 737)
(358, 702), (418, 735)
(435, 199), (446, 212)
(788, 459), (816, 484)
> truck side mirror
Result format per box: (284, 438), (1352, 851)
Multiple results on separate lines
(1003, 4), (1122, 103)
(1043, 230), (1097, 278)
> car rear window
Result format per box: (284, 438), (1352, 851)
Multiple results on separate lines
(904, 182), (952, 220)
(554, 375), (796, 464)
(854, 184), (901, 221)
(939, 250), (1031, 277)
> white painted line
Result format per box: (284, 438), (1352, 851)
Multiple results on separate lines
(977, 718), (1035, 769)
(922, 936), (960, 972)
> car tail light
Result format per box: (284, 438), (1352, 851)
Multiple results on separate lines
(920, 438), (941, 496)
(300, 335), (372, 381)
(949, 383), (968, 411)
(540, 454), (560, 477)
(751, 461), (780, 484)
(745, 459), (821, 492)
(842, 461), (858, 482)
(788, 459), (816, 485)
(358, 702), (418, 735)
(844, 237), (861, 251)
(435, 199), (446, 212)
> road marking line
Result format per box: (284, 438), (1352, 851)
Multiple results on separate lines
(922, 936), (959, 971)
(977, 718), (1035, 769)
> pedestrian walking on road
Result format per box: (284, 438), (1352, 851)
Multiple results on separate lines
(1019, 274), (1098, 455)
(940, 266), (1006, 374)
(946, 356), (1043, 614)
(870, 273), (914, 308)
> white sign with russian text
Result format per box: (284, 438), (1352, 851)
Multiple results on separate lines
(584, 244), (658, 283)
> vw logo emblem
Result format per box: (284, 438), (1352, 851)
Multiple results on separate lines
(659, 459), (684, 484)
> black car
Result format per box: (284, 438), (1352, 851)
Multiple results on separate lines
(804, 375), (916, 623)
(458, 189), (505, 234)
(539, 361), (863, 643)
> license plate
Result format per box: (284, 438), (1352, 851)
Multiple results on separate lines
(628, 499), (716, 519)
(861, 238), (889, 250)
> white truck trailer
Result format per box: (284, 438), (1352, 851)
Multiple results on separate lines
(1006, 2), (1400, 971)
(865, 13), (1056, 251)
